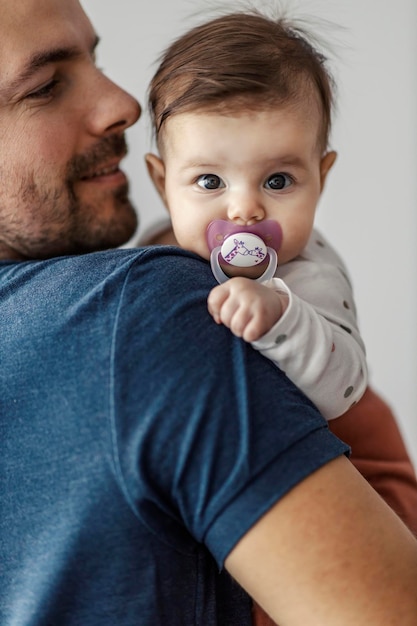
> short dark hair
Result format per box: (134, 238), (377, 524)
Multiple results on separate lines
(148, 10), (336, 154)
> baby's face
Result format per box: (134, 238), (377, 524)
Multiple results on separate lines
(159, 104), (333, 265)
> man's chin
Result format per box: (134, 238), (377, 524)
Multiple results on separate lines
(91, 212), (139, 251)
(77, 190), (139, 250)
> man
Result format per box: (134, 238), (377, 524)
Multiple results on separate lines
(1, 2), (417, 625)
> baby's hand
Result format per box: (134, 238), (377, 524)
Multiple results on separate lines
(207, 277), (286, 342)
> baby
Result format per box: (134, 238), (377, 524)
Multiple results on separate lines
(144, 9), (368, 420)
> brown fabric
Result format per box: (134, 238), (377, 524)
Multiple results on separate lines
(252, 386), (417, 626)
(330, 387), (417, 536)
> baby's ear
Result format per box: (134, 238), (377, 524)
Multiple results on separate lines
(319, 151), (337, 191)
(145, 153), (168, 206)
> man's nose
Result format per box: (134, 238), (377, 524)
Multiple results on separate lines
(86, 72), (141, 136)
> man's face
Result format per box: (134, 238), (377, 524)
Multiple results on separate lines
(0, 0), (141, 259)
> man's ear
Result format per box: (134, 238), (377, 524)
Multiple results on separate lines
(319, 150), (337, 191)
(145, 153), (168, 206)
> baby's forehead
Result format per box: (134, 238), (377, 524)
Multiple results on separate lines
(159, 93), (325, 155)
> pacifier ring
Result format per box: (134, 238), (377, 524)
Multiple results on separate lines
(210, 246), (278, 284)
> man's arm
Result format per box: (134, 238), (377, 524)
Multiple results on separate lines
(226, 455), (417, 626)
(252, 385), (417, 626)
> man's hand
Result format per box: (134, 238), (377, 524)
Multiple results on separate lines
(207, 277), (287, 342)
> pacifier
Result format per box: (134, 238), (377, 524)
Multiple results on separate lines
(206, 219), (282, 284)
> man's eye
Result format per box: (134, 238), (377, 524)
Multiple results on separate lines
(26, 79), (59, 100)
(265, 173), (293, 190)
(196, 174), (224, 190)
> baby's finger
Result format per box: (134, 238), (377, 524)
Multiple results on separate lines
(229, 306), (254, 338)
(207, 284), (231, 319)
(241, 315), (266, 342)
(216, 296), (242, 332)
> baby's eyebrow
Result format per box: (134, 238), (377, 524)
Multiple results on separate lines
(273, 155), (307, 169)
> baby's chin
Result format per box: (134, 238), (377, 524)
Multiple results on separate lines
(276, 248), (298, 265)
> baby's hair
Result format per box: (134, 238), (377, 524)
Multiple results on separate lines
(148, 9), (336, 154)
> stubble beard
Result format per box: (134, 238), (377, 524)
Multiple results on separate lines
(65, 133), (138, 254)
(0, 134), (138, 260)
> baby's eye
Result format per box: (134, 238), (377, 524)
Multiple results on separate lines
(265, 173), (293, 191)
(196, 174), (225, 190)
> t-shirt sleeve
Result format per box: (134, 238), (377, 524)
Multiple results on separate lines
(111, 247), (349, 568)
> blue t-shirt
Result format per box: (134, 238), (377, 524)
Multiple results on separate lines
(0, 246), (348, 625)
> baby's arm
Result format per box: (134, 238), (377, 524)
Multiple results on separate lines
(208, 232), (368, 420)
(207, 277), (289, 342)
(252, 230), (368, 419)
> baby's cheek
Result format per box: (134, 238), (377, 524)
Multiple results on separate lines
(176, 228), (209, 259)
(280, 226), (311, 264)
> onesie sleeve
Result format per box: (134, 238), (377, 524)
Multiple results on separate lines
(252, 229), (368, 420)
(110, 247), (349, 569)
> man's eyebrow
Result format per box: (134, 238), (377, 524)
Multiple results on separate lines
(1, 35), (100, 99)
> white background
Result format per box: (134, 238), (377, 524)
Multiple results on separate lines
(83, 0), (417, 464)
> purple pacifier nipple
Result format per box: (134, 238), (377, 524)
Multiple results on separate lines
(206, 219), (282, 284)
